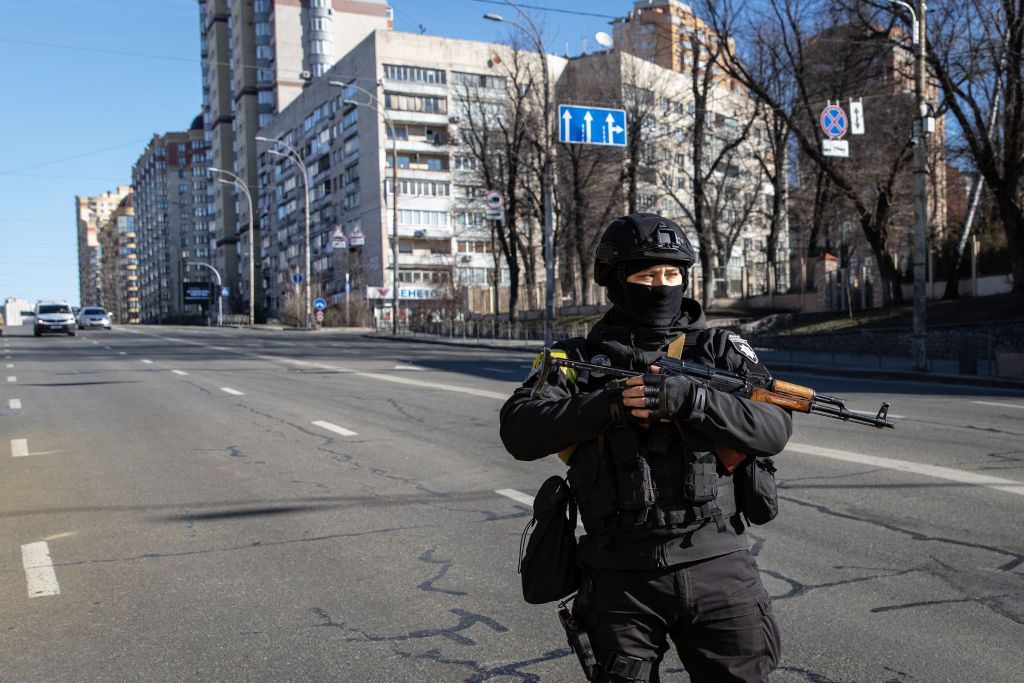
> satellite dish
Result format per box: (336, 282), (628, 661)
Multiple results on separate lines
(595, 32), (614, 48)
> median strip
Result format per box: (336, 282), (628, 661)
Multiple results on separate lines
(312, 420), (358, 437)
(21, 542), (60, 598)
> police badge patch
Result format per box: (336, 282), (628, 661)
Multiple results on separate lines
(727, 333), (759, 364)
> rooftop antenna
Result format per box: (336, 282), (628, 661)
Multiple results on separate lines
(581, 35), (588, 53)
(418, 23), (426, 34)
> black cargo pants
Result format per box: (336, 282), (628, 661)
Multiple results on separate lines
(573, 550), (780, 682)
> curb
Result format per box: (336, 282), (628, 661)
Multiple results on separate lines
(363, 334), (1024, 391)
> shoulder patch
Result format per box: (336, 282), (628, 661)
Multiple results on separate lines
(727, 333), (759, 364)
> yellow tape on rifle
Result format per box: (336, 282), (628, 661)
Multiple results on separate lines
(531, 349), (577, 385)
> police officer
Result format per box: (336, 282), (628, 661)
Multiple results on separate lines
(500, 214), (789, 682)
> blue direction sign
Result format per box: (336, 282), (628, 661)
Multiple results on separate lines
(292, 273), (304, 284)
(559, 104), (627, 147)
(313, 298), (327, 311)
(820, 104), (848, 140)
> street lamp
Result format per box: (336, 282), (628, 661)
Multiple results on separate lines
(889, 0), (930, 371)
(255, 135), (312, 329)
(209, 167), (255, 326)
(485, 9), (556, 347)
(329, 79), (401, 336)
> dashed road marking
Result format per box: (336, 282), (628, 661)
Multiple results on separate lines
(393, 364), (424, 371)
(118, 351), (127, 355)
(495, 488), (535, 507)
(141, 359), (154, 364)
(312, 420), (358, 437)
(103, 346), (111, 350)
(496, 488), (582, 528)
(972, 400), (1024, 410)
(220, 387), (244, 396)
(4, 364), (12, 368)
(11, 438), (29, 457)
(171, 370), (188, 376)
(22, 542), (60, 598)
(7, 376), (15, 383)
(483, 367), (517, 374)
(9, 398), (21, 410)
(786, 442), (1024, 497)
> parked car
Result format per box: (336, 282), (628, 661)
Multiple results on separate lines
(33, 301), (76, 336)
(77, 307), (112, 330)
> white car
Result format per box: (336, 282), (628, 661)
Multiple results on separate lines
(77, 307), (112, 330)
(33, 301), (76, 336)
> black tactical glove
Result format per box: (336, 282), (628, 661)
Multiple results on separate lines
(634, 373), (707, 423)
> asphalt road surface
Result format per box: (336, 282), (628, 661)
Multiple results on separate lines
(1, 326), (1022, 682)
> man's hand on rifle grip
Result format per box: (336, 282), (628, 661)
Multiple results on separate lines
(620, 365), (705, 423)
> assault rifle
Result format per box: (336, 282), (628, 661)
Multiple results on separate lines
(531, 349), (895, 430)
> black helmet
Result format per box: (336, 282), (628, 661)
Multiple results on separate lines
(593, 213), (696, 286)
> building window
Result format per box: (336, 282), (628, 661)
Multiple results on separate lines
(383, 64), (446, 84)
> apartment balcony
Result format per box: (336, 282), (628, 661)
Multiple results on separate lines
(386, 110), (450, 126)
(398, 253), (452, 267)
(392, 138), (449, 154)
(393, 224), (453, 239)
(379, 80), (447, 98)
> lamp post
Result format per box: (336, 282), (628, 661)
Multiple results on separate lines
(890, 0), (930, 371)
(185, 259), (223, 326)
(485, 9), (555, 347)
(209, 167), (255, 326)
(329, 79), (401, 335)
(255, 135), (312, 329)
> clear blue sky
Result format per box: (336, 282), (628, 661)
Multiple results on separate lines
(0, 0), (629, 308)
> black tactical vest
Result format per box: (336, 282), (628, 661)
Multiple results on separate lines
(557, 334), (738, 536)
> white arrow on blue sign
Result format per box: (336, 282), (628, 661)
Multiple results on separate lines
(559, 104), (627, 147)
(314, 298), (327, 311)
(292, 273), (304, 284)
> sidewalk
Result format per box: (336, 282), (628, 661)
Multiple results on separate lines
(363, 329), (1024, 391)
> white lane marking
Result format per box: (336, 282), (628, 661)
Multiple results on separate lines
(483, 367), (517, 374)
(357, 372), (508, 400)
(118, 351), (127, 355)
(4, 364), (12, 368)
(496, 488), (583, 528)
(7, 376), (15, 383)
(103, 346), (111, 350)
(495, 488), (535, 507)
(9, 398), (22, 410)
(43, 531), (77, 542)
(171, 370), (188, 376)
(211, 346), (229, 351)
(22, 542), (60, 597)
(141, 359), (154, 364)
(11, 439), (29, 457)
(312, 420), (358, 437)
(220, 387), (244, 396)
(972, 400), (1024, 410)
(787, 442), (1024, 497)
(393, 364), (424, 371)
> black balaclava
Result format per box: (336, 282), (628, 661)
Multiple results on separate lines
(606, 260), (688, 327)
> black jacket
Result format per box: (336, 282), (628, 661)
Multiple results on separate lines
(499, 300), (792, 568)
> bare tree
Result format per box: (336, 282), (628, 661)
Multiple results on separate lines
(453, 47), (541, 321)
(920, 0), (1024, 294)
(704, 0), (928, 306)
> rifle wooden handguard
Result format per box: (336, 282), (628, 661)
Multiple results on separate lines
(750, 388), (811, 413)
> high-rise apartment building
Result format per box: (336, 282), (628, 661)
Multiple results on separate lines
(198, 0), (392, 319)
(611, 0), (745, 94)
(98, 195), (139, 324)
(254, 30), (562, 325)
(132, 123), (211, 323)
(75, 185), (131, 307)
